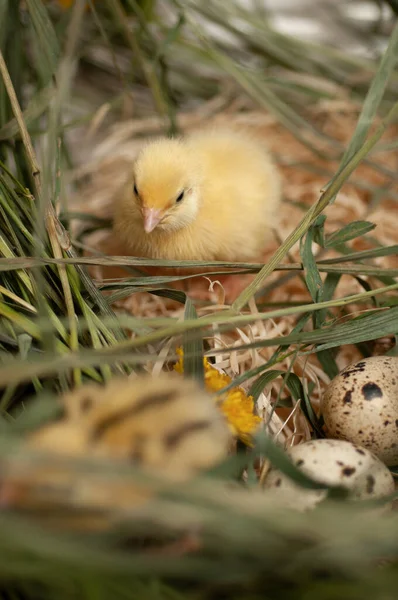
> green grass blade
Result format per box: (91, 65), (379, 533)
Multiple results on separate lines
(25, 0), (60, 84)
(300, 224), (322, 302)
(328, 21), (398, 183)
(182, 298), (204, 386)
(325, 221), (376, 248)
(231, 100), (398, 311)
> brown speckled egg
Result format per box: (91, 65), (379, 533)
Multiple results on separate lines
(321, 356), (398, 466)
(263, 439), (394, 511)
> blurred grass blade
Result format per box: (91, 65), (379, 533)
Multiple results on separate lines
(0, 85), (53, 140)
(328, 21), (398, 183)
(154, 12), (185, 60)
(182, 298), (204, 386)
(25, 0), (60, 84)
(104, 0), (171, 122)
(2, 304), (397, 388)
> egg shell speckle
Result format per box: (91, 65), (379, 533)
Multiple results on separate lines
(321, 356), (398, 466)
(263, 439), (394, 511)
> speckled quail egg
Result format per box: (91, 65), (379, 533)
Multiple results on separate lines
(262, 439), (394, 511)
(320, 356), (398, 466)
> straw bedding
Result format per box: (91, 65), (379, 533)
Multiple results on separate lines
(67, 95), (398, 448)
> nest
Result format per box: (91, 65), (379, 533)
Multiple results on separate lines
(67, 95), (398, 449)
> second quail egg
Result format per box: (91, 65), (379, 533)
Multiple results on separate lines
(262, 439), (394, 511)
(320, 356), (398, 466)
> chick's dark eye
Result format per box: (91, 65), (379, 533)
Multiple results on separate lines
(133, 183), (139, 196)
(176, 190), (184, 203)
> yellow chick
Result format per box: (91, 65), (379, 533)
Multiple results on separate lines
(113, 127), (281, 264)
(0, 375), (231, 528)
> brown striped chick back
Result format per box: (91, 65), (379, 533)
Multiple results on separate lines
(0, 375), (231, 523)
(59, 374), (231, 475)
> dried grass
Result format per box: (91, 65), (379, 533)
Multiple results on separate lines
(67, 95), (398, 450)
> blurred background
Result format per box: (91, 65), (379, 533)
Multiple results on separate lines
(40, 1), (397, 163)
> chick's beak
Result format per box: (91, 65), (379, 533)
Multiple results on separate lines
(143, 207), (163, 233)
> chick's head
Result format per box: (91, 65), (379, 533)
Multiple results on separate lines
(132, 138), (202, 234)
